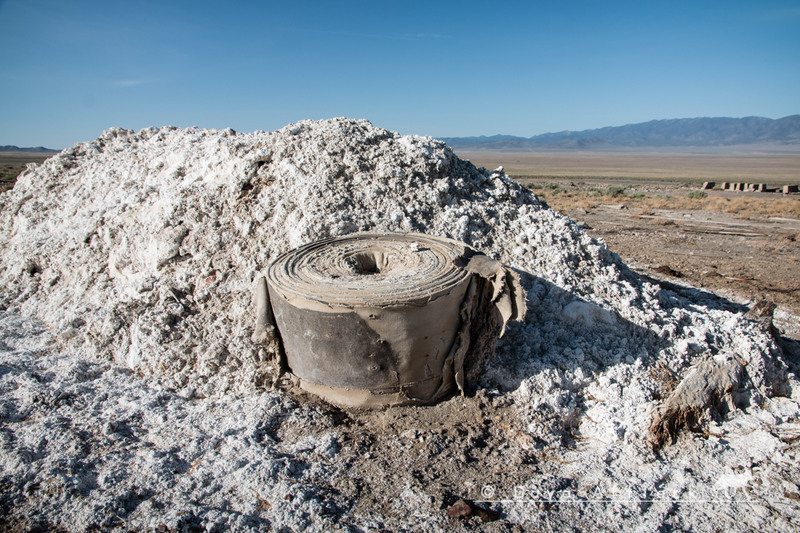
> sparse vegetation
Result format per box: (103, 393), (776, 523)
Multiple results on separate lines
(523, 177), (800, 218)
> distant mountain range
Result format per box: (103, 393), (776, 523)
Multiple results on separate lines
(0, 145), (59, 153)
(4, 116), (799, 153)
(442, 115), (800, 150)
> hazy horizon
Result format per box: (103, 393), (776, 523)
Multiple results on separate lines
(3, 113), (800, 152)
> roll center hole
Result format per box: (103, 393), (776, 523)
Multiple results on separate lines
(348, 249), (390, 275)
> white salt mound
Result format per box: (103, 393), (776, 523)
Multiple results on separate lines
(1, 118), (798, 532)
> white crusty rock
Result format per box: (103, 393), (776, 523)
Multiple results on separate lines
(1, 118), (798, 532)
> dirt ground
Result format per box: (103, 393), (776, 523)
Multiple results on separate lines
(0, 152), (53, 193)
(457, 149), (800, 183)
(518, 178), (800, 339)
(454, 148), (800, 340)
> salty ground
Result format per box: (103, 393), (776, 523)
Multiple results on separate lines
(1, 120), (799, 532)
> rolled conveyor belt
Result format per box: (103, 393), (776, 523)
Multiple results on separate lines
(259, 232), (525, 408)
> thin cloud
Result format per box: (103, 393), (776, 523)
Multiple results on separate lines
(285, 27), (451, 41)
(761, 7), (800, 19)
(410, 33), (452, 39)
(110, 79), (156, 88)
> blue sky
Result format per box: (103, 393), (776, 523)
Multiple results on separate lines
(1, 0), (798, 148)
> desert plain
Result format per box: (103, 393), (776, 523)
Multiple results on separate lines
(459, 149), (800, 340)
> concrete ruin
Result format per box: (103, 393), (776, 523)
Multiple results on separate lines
(714, 182), (796, 194)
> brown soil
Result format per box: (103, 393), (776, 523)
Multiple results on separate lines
(458, 149), (800, 183)
(519, 178), (800, 339)
(0, 152), (53, 192)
